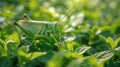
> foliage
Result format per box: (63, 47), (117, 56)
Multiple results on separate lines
(0, 0), (120, 67)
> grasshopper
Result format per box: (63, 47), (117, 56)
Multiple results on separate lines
(16, 19), (59, 35)
(14, 14), (63, 50)
(14, 8), (77, 39)
(14, 10), (83, 50)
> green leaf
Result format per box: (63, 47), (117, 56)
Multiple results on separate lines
(6, 41), (18, 56)
(86, 56), (98, 67)
(0, 45), (6, 56)
(47, 52), (63, 67)
(0, 39), (6, 56)
(17, 46), (29, 57)
(5, 32), (20, 48)
(99, 35), (106, 42)
(0, 39), (5, 48)
(0, 57), (16, 67)
(17, 46), (30, 67)
(18, 46), (46, 59)
(36, 50), (54, 63)
(66, 59), (82, 67)
(115, 37), (120, 48)
(67, 42), (75, 51)
(0, 57), (8, 67)
(106, 37), (120, 50)
(28, 52), (47, 60)
(106, 37), (115, 50)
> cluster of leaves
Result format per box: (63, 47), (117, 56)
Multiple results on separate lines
(0, 0), (120, 67)
(0, 22), (120, 67)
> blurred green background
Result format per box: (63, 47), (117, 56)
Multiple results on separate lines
(0, 0), (120, 22)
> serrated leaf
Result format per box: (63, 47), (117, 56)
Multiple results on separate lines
(5, 32), (20, 48)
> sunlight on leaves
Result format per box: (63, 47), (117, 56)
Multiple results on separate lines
(106, 37), (115, 50)
(5, 32), (20, 48)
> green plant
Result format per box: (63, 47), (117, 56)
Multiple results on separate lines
(0, 0), (120, 67)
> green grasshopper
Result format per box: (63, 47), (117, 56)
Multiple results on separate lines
(15, 14), (60, 37)
(14, 14), (63, 50)
(16, 19), (59, 35)
(14, 8), (75, 39)
(14, 11), (83, 50)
